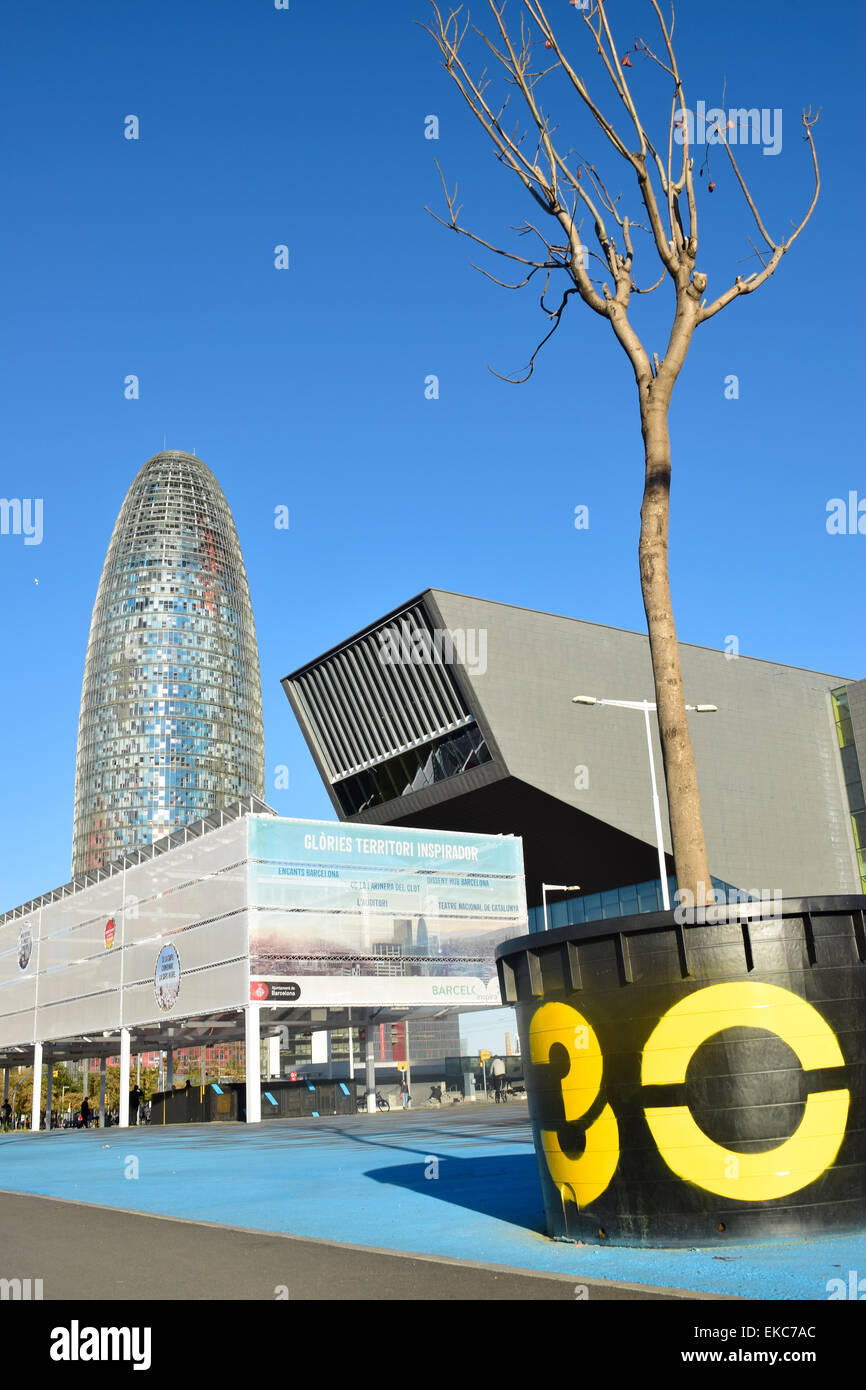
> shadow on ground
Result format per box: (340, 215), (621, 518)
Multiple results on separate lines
(367, 1152), (547, 1233)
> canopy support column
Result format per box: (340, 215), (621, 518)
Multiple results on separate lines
(45, 1056), (53, 1131)
(119, 1029), (130, 1127)
(31, 1043), (43, 1132)
(245, 1005), (261, 1124)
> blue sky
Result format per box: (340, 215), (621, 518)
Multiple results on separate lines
(1, 0), (863, 1049)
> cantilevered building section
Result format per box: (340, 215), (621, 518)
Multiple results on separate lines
(283, 589), (865, 904)
(286, 597), (492, 815)
(72, 451), (264, 878)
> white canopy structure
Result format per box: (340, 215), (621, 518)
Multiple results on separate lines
(0, 798), (526, 1128)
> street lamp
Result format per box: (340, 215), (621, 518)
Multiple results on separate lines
(541, 882), (582, 932)
(571, 696), (718, 911)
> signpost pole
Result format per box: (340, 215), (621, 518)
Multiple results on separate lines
(365, 1032), (377, 1114)
(99, 1057), (107, 1128)
(480, 1050), (491, 1101)
(119, 1028), (130, 1128)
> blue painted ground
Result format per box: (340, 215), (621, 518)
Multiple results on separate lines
(0, 1109), (861, 1299)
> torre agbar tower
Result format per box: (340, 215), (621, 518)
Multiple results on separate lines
(71, 451), (265, 878)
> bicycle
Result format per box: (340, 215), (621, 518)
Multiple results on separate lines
(356, 1091), (390, 1113)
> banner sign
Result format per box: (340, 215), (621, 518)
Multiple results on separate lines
(247, 817), (527, 1006)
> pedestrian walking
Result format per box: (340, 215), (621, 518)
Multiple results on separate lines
(399, 1073), (410, 1110)
(80, 1096), (91, 1128)
(1, 1100), (12, 1132)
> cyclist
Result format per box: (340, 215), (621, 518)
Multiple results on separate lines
(491, 1055), (507, 1103)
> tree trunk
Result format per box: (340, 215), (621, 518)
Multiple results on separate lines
(638, 392), (714, 907)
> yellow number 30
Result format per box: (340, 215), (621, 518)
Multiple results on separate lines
(529, 982), (850, 1209)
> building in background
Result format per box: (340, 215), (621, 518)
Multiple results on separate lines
(71, 450), (264, 877)
(283, 589), (865, 904)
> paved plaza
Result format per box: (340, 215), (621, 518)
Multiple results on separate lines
(0, 1105), (856, 1300)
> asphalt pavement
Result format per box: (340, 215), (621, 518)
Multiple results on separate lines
(0, 1101), (847, 1299)
(0, 1188), (695, 1300)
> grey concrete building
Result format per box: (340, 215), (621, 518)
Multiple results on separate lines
(282, 590), (866, 906)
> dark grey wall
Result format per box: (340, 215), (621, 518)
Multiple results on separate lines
(846, 678), (866, 778)
(429, 590), (859, 897)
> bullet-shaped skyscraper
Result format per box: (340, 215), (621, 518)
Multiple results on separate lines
(71, 451), (264, 877)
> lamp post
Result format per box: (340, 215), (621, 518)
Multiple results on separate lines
(541, 882), (582, 932)
(571, 696), (718, 911)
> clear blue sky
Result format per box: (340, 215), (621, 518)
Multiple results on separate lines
(1, 0), (863, 1052)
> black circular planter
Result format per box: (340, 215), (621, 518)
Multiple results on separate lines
(495, 895), (866, 1246)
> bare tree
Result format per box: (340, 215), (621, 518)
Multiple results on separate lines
(424, 0), (819, 905)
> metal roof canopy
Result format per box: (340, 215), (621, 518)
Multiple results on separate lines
(0, 795), (276, 927)
(0, 1001), (452, 1070)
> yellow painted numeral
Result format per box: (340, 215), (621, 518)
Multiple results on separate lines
(528, 1001), (620, 1208)
(642, 982), (849, 1201)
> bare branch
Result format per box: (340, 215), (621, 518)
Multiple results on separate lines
(423, 4), (551, 208)
(633, 268), (667, 295)
(699, 110), (820, 323)
(472, 262), (545, 290)
(426, 162), (555, 269)
(522, 0), (634, 161)
(488, 286), (578, 383)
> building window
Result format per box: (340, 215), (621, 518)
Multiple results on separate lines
(332, 721), (492, 815)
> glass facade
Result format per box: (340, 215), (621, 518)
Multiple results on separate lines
(274, 1018), (462, 1069)
(333, 721), (491, 816)
(831, 687), (866, 891)
(71, 451), (264, 877)
(527, 875), (744, 932)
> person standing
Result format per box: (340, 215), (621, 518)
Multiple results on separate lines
(399, 1073), (410, 1110)
(1, 1099), (12, 1132)
(80, 1096), (91, 1128)
(129, 1085), (142, 1126)
(491, 1055), (507, 1103)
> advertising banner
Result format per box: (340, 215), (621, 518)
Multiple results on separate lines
(247, 817), (527, 1007)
